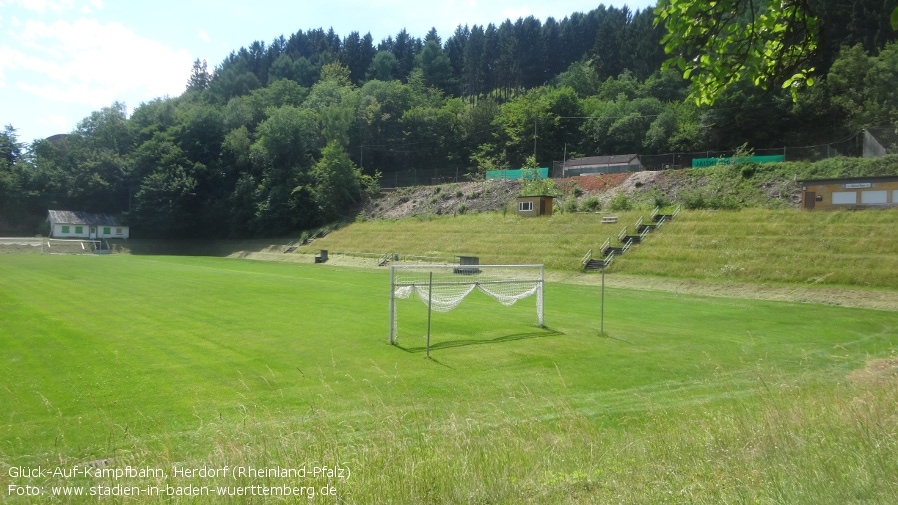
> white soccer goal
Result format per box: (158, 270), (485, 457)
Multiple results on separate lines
(389, 264), (544, 348)
(45, 238), (102, 255)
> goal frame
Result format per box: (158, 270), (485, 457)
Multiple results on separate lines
(389, 264), (544, 346)
(44, 238), (103, 255)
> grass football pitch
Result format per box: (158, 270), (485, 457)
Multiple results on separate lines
(1, 254), (896, 503)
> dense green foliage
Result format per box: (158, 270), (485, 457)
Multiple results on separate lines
(2, 2), (896, 237)
(656, 0), (898, 103)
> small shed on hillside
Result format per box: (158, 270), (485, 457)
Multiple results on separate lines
(48, 210), (130, 239)
(517, 195), (554, 217)
(562, 155), (642, 177)
(799, 175), (898, 210)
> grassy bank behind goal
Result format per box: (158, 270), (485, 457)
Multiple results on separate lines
(302, 208), (898, 288)
(1, 255), (896, 503)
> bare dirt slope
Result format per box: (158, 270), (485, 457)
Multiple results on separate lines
(362, 179), (524, 219)
(360, 170), (800, 220)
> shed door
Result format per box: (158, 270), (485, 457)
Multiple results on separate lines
(803, 192), (815, 210)
(89, 226), (97, 239)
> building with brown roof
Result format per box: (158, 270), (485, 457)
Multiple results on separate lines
(47, 210), (130, 239)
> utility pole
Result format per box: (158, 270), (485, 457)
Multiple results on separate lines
(533, 115), (538, 157)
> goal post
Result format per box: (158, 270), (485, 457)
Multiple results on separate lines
(389, 264), (545, 346)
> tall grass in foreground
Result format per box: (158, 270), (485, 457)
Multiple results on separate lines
(5, 373), (896, 504)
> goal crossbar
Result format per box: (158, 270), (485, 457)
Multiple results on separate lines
(389, 264), (544, 345)
(396, 278), (540, 287)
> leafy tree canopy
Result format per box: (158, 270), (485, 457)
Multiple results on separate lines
(6, 2), (897, 238)
(655, 0), (820, 104)
(655, 0), (898, 105)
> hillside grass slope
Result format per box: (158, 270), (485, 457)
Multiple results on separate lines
(297, 207), (898, 291)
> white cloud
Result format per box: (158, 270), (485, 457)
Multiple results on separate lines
(45, 114), (69, 129)
(16, 0), (78, 14)
(5, 17), (194, 108)
(78, 0), (101, 13)
(198, 29), (209, 43)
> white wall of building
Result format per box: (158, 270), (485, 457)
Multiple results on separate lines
(52, 223), (129, 239)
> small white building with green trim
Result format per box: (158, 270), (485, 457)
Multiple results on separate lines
(48, 210), (130, 239)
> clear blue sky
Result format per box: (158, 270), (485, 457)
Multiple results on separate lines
(1, 0), (657, 145)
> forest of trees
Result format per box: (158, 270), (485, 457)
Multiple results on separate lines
(2, 1), (897, 237)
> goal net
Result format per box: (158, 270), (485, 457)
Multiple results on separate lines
(389, 264), (544, 345)
(0, 237), (43, 254)
(45, 238), (102, 255)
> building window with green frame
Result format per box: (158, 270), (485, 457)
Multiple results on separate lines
(61, 225), (70, 233)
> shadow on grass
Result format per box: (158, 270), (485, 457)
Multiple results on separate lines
(394, 326), (564, 354)
(599, 332), (636, 345)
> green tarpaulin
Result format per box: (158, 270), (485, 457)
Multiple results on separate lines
(486, 168), (549, 180)
(692, 155), (785, 168)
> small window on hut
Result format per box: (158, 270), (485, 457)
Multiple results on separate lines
(519, 201), (533, 212)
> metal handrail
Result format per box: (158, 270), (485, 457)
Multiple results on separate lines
(603, 250), (615, 268)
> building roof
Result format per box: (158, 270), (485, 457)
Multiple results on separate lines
(48, 210), (125, 226)
(44, 134), (70, 146)
(564, 154), (640, 168)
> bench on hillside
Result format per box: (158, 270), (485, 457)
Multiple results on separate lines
(601, 216), (619, 223)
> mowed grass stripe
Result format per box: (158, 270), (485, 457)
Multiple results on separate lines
(0, 256), (385, 453)
(0, 254), (895, 466)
